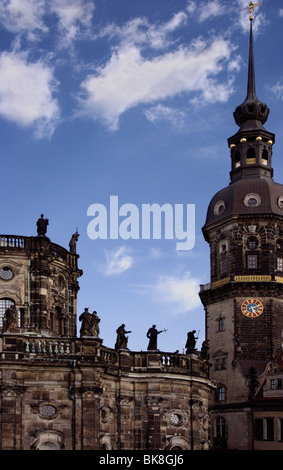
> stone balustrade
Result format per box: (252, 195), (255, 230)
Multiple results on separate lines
(0, 333), (210, 378)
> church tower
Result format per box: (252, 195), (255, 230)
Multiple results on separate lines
(0, 217), (82, 337)
(200, 4), (283, 450)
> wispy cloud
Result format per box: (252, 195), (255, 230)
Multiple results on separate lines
(0, 0), (95, 44)
(0, 0), (261, 137)
(95, 10), (188, 50)
(137, 272), (201, 315)
(144, 104), (186, 128)
(78, 36), (235, 130)
(190, 0), (226, 23)
(0, 0), (48, 41)
(0, 50), (60, 138)
(50, 0), (95, 47)
(270, 81), (283, 101)
(102, 246), (134, 276)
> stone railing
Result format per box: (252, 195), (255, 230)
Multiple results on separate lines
(0, 334), (210, 378)
(24, 338), (71, 355)
(0, 235), (26, 249)
(0, 234), (79, 270)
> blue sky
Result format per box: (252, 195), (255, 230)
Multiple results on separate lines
(1, 0), (283, 352)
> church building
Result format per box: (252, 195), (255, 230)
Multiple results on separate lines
(0, 218), (213, 451)
(1, 2), (283, 452)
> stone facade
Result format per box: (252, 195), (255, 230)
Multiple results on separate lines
(0, 232), (214, 451)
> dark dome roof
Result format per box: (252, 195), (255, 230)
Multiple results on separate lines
(203, 178), (283, 230)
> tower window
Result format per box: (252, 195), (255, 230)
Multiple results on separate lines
(246, 148), (256, 165)
(0, 298), (15, 327)
(277, 257), (283, 271)
(247, 255), (257, 269)
(219, 318), (224, 332)
(217, 385), (226, 401)
(215, 357), (227, 370)
(247, 236), (258, 249)
(247, 197), (257, 207)
(270, 379), (276, 390)
(262, 148), (268, 166)
(215, 417), (226, 439)
(235, 151), (241, 168)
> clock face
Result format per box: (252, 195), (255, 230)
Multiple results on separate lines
(241, 298), (263, 318)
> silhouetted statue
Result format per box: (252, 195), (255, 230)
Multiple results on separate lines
(69, 232), (80, 254)
(146, 325), (163, 350)
(79, 308), (100, 337)
(36, 214), (49, 236)
(3, 304), (18, 332)
(185, 330), (197, 354)
(200, 340), (210, 360)
(115, 324), (132, 350)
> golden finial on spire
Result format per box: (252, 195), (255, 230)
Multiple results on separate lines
(241, 1), (263, 21)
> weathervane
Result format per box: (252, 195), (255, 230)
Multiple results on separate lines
(241, 1), (263, 21)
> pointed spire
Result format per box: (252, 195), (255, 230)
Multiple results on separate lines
(246, 18), (256, 100)
(228, 2), (275, 184)
(233, 8), (269, 131)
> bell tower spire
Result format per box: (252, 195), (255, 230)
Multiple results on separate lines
(228, 2), (275, 182)
(200, 3), (283, 449)
(246, 5), (257, 100)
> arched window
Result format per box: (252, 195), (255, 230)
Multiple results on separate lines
(235, 151), (241, 168)
(247, 148), (256, 164)
(262, 148), (268, 166)
(216, 385), (226, 402)
(216, 416), (226, 439)
(0, 298), (15, 327)
(247, 236), (258, 250)
(31, 430), (64, 450)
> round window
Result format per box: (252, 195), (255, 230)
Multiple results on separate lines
(39, 405), (57, 417)
(169, 413), (182, 426)
(214, 200), (226, 216)
(0, 267), (14, 281)
(244, 193), (261, 208)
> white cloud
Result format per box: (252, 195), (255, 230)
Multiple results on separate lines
(197, 1), (226, 22)
(0, 0), (47, 40)
(0, 0), (95, 44)
(96, 10), (187, 50)
(143, 272), (201, 315)
(79, 37), (235, 130)
(144, 104), (185, 127)
(271, 81), (283, 100)
(0, 51), (60, 138)
(49, 0), (95, 46)
(102, 246), (134, 275)
(186, 1), (196, 15)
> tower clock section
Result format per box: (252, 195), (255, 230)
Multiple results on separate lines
(199, 4), (283, 450)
